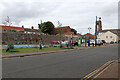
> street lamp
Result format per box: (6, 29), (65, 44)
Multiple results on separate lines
(95, 16), (98, 46)
(88, 27), (92, 39)
(70, 34), (73, 48)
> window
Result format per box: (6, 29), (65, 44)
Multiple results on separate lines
(106, 36), (108, 38)
(110, 36), (112, 38)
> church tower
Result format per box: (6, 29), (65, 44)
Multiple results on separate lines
(97, 17), (102, 32)
(95, 17), (102, 35)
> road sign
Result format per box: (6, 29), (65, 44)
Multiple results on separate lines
(82, 35), (86, 47)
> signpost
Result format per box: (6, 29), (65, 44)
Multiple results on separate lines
(78, 38), (81, 47)
(82, 35), (86, 47)
(70, 34), (73, 48)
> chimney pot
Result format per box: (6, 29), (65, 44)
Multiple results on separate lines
(22, 25), (24, 28)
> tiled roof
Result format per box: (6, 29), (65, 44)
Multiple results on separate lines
(0, 25), (24, 31)
(55, 26), (70, 29)
(24, 28), (39, 32)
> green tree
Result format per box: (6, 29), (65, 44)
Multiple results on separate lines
(71, 28), (77, 35)
(40, 21), (55, 35)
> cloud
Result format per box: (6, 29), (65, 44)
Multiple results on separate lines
(0, 0), (118, 34)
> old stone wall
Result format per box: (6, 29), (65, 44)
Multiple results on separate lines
(2, 32), (65, 45)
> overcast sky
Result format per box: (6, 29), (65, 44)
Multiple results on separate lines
(0, 0), (118, 34)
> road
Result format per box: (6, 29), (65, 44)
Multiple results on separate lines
(2, 45), (118, 78)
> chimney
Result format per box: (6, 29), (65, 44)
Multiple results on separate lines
(22, 25), (24, 28)
(31, 26), (34, 29)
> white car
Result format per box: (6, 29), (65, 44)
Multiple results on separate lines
(90, 39), (95, 45)
(61, 41), (69, 45)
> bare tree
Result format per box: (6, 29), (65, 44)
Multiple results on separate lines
(2, 16), (12, 26)
(57, 21), (62, 27)
(57, 21), (64, 48)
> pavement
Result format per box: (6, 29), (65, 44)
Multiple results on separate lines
(96, 60), (119, 78)
(2, 45), (118, 78)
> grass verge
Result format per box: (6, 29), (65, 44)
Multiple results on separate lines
(2, 47), (73, 55)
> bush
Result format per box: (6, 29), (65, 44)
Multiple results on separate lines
(49, 44), (53, 47)
(6, 43), (14, 52)
(8, 43), (14, 49)
(53, 46), (58, 47)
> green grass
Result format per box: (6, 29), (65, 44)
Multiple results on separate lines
(2, 47), (72, 55)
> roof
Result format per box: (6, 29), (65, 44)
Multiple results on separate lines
(102, 29), (120, 31)
(0, 25), (24, 31)
(85, 33), (95, 38)
(101, 29), (120, 35)
(85, 33), (93, 36)
(24, 28), (39, 32)
(55, 26), (70, 29)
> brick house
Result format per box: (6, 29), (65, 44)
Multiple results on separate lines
(54, 26), (82, 41)
(54, 26), (71, 35)
(0, 25), (24, 33)
(85, 33), (95, 41)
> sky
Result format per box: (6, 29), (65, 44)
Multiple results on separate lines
(0, 0), (119, 34)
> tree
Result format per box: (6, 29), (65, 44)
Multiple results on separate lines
(39, 21), (55, 35)
(57, 21), (64, 48)
(71, 28), (77, 35)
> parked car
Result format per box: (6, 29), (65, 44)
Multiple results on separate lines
(73, 41), (78, 46)
(50, 41), (59, 44)
(96, 40), (103, 46)
(101, 40), (106, 43)
(90, 39), (95, 45)
(110, 41), (114, 44)
(61, 41), (69, 45)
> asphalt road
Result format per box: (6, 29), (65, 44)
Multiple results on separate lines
(2, 45), (118, 78)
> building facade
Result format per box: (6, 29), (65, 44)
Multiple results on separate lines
(97, 31), (118, 43)
(0, 25), (24, 33)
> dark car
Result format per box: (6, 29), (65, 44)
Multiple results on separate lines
(73, 41), (78, 46)
(110, 41), (114, 44)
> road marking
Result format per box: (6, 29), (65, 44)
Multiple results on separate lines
(92, 60), (117, 79)
(81, 60), (115, 80)
(92, 63), (112, 79)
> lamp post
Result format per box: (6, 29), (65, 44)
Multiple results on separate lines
(95, 16), (98, 46)
(88, 27), (92, 39)
(70, 34), (73, 48)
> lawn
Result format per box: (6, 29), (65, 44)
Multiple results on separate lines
(2, 47), (72, 55)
